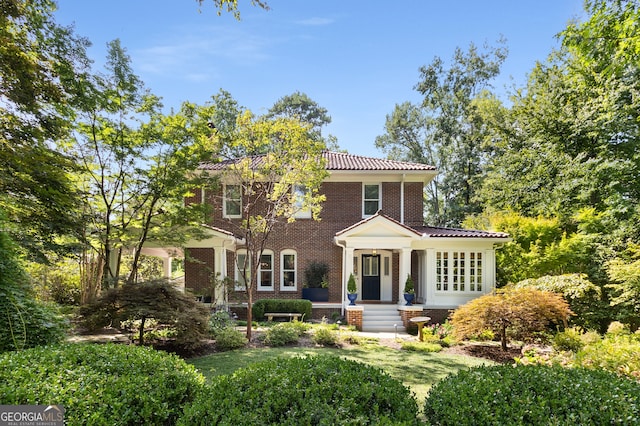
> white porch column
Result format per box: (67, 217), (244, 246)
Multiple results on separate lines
(162, 256), (172, 279)
(214, 247), (228, 305)
(398, 248), (412, 303)
(484, 248), (496, 293)
(344, 246), (355, 301)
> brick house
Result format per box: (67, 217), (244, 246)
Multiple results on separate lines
(182, 151), (509, 331)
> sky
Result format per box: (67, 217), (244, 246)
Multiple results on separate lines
(54, 0), (586, 158)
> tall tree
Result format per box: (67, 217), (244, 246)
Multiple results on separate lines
(0, 0), (90, 259)
(376, 41), (507, 226)
(213, 111), (328, 339)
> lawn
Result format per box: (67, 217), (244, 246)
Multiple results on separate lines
(188, 342), (494, 405)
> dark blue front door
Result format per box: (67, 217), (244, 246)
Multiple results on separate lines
(362, 254), (381, 300)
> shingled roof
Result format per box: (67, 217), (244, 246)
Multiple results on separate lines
(199, 151), (436, 172)
(412, 225), (509, 239)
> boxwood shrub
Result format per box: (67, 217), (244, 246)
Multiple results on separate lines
(179, 355), (419, 425)
(424, 364), (640, 425)
(0, 343), (205, 425)
(252, 299), (312, 321)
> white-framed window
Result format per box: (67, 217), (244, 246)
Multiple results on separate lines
(223, 184), (242, 218)
(292, 184), (311, 219)
(436, 251), (483, 292)
(258, 250), (274, 291)
(280, 250), (297, 291)
(234, 250), (250, 291)
(363, 183), (381, 217)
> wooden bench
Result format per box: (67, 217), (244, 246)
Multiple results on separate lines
(265, 312), (302, 322)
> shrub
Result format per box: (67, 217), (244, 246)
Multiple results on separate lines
(401, 341), (442, 353)
(179, 355), (419, 425)
(252, 299), (312, 321)
(424, 364), (640, 425)
(214, 327), (247, 351)
(304, 261), (330, 288)
(0, 232), (66, 352)
(552, 327), (584, 352)
(263, 323), (300, 347)
(311, 325), (339, 346)
(209, 310), (236, 337)
(0, 343), (205, 425)
(575, 332), (640, 379)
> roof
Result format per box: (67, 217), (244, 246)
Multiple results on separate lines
(199, 151), (436, 172)
(412, 225), (509, 239)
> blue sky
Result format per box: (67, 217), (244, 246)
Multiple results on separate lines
(55, 0), (585, 157)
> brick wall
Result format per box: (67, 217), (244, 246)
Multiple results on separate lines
(184, 248), (214, 295)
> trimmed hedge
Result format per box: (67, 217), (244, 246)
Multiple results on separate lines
(179, 355), (419, 425)
(424, 364), (640, 425)
(0, 343), (205, 425)
(252, 298), (312, 321)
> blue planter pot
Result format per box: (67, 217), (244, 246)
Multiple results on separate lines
(347, 293), (358, 306)
(403, 293), (415, 306)
(302, 287), (329, 302)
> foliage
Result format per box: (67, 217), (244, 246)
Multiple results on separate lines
(311, 325), (340, 347)
(552, 327), (585, 353)
(0, 231), (66, 352)
(79, 279), (210, 349)
(451, 287), (572, 350)
(404, 274), (415, 294)
(209, 310), (236, 337)
(607, 243), (640, 328)
(347, 272), (357, 294)
(401, 341), (442, 353)
(422, 322), (457, 348)
(0, 343), (205, 425)
(303, 260), (330, 288)
(252, 299), (312, 322)
(266, 91), (333, 142)
(574, 332), (640, 380)
(214, 327), (247, 351)
(179, 355), (419, 425)
(0, 0), (89, 259)
(195, 0), (269, 19)
(26, 259), (82, 306)
(375, 40), (508, 226)
(424, 364), (640, 425)
(514, 273), (607, 331)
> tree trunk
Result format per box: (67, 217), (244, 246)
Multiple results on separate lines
(500, 324), (508, 351)
(139, 316), (146, 346)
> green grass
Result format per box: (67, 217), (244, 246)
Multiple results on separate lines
(188, 343), (493, 406)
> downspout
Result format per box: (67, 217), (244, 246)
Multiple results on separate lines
(335, 237), (347, 317)
(400, 174), (406, 224)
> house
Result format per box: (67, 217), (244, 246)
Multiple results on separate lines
(183, 151), (509, 331)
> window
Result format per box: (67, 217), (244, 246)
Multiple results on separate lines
(280, 250), (297, 290)
(223, 184), (241, 218)
(292, 184), (311, 219)
(258, 251), (274, 291)
(363, 184), (381, 217)
(234, 250), (250, 291)
(436, 251), (483, 293)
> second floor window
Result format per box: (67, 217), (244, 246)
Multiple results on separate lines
(292, 184), (311, 219)
(363, 184), (380, 217)
(224, 184), (241, 218)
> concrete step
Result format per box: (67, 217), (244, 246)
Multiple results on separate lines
(361, 304), (404, 332)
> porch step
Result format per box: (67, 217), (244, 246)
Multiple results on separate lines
(361, 304), (405, 332)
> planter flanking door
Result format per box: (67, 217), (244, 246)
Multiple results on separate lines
(362, 254), (381, 300)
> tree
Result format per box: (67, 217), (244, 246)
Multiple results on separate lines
(451, 287), (572, 350)
(79, 279), (210, 348)
(195, 0), (269, 19)
(606, 243), (640, 330)
(72, 40), (216, 298)
(213, 111), (328, 339)
(0, 0), (90, 259)
(376, 41), (507, 226)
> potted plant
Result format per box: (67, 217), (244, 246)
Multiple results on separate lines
(302, 261), (330, 302)
(403, 274), (415, 306)
(347, 273), (358, 306)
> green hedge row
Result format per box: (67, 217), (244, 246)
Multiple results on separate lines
(179, 355), (419, 425)
(0, 344), (205, 425)
(252, 298), (312, 321)
(424, 364), (640, 424)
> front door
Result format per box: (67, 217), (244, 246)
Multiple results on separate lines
(362, 254), (381, 300)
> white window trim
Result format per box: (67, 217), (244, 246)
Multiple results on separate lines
(435, 250), (484, 293)
(223, 184), (242, 219)
(234, 250), (250, 291)
(362, 183), (381, 218)
(258, 250), (274, 291)
(292, 184), (312, 219)
(280, 249), (297, 291)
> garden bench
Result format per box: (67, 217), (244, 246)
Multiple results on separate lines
(265, 312), (302, 322)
